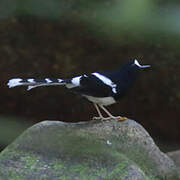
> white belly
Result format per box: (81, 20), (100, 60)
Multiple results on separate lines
(83, 95), (116, 106)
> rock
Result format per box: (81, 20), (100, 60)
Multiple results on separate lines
(167, 150), (180, 176)
(0, 119), (179, 180)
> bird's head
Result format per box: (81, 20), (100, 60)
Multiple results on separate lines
(121, 59), (150, 81)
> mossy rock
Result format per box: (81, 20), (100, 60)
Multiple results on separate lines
(167, 150), (180, 177)
(0, 119), (179, 180)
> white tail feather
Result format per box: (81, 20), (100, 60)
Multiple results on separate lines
(27, 86), (39, 91)
(27, 82), (66, 91)
(7, 78), (66, 90)
(7, 78), (23, 88)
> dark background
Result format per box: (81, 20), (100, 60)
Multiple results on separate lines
(0, 0), (180, 152)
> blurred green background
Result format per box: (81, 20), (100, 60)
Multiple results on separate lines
(0, 0), (180, 152)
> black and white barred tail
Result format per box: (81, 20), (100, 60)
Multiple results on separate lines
(7, 78), (66, 91)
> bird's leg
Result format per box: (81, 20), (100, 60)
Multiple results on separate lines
(92, 103), (127, 121)
(92, 103), (104, 120)
(92, 103), (112, 121)
(99, 105), (127, 121)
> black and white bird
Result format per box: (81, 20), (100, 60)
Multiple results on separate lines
(7, 59), (150, 121)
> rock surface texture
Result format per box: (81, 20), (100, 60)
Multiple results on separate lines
(167, 150), (180, 177)
(0, 119), (179, 180)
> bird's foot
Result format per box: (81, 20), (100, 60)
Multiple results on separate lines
(92, 116), (127, 121)
(92, 116), (112, 121)
(116, 116), (128, 121)
(92, 116), (101, 120)
(107, 116), (128, 121)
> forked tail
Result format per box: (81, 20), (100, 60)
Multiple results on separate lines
(7, 78), (66, 90)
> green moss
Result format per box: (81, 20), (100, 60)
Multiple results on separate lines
(51, 160), (66, 170)
(94, 168), (106, 177)
(4, 170), (22, 180)
(39, 174), (49, 180)
(56, 176), (70, 180)
(71, 163), (89, 173)
(105, 161), (129, 179)
(21, 155), (39, 170)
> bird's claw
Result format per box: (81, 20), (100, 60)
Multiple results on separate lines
(93, 116), (111, 121)
(116, 116), (128, 121)
(93, 116), (128, 122)
(92, 116), (101, 120)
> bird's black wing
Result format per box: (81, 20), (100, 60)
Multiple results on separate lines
(99, 68), (139, 100)
(71, 74), (113, 97)
(97, 70), (129, 100)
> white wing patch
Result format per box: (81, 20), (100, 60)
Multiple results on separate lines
(66, 75), (82, 89)
(92, 72), (117, 93)
(27, 78), (35, 83)
(71, 76), (81, 86)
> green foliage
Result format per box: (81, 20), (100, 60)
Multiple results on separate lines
(1, 0), (180, 44)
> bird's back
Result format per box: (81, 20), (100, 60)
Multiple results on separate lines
(99, 61), (140, 100)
